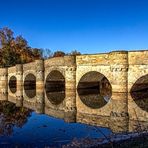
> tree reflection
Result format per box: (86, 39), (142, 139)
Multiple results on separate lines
(0, 101), (32, 136)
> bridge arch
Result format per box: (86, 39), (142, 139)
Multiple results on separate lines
(24, 73), (36, 98)
(130, 74), (148, 112)
(77, 71), (112, 109)
(9, 76), (17, 94)
(45, 70), (65, 105)
(7, 66), (17, 102)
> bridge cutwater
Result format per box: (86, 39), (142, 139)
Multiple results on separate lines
(0, 50), (148, 133)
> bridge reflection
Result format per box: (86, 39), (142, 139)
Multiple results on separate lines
(2, 86), (147, 134)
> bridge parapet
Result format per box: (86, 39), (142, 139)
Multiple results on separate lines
(44, 56), (75, 67)
(76, 53), (109, 65)
(128, 50), (148, 65)
(109, 51), (128, 93)
(44, 57), (65, 67)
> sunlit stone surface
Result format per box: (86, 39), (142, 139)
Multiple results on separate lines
(0, 50), (147, 146)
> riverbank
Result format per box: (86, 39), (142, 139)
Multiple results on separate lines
(63, 131), (148, 148)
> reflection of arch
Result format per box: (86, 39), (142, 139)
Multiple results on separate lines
(9, 76), (17, 94)
(130, 74), (148, 112)
(24, 74), (36, 98)
(45, 70), (65, 105)
(77, 71), (112, 109)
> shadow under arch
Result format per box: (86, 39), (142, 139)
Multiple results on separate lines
(9, 76), (17, 94)
(77, 71), (112, 109)
(130, 74), (148, 112)
(45, 70), (65, 105)
(24, 74), (36, 98)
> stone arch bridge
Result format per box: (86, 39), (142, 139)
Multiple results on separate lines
(0, 50), (148, 131)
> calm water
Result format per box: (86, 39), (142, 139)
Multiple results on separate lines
(0, 101), (111, 147)
(2, 75), (148, 147)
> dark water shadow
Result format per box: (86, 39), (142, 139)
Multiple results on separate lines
(45, 70), (65, 105)
(77, 71), (112, 109)
(24, 74), (36, 98)
(9, 76), (17, 94)
(78, 88), (108, 109)
(131, 74), (148, 112)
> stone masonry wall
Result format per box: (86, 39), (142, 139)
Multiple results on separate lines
(0, 50), (147, 125)
(44, 56), (76, 122)
(128, 50), (148, 121)
(76, 51), (129, 126)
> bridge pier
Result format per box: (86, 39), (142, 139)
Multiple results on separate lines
(0, 68), (8, 101)
(64, 56), (77, 122)
(109, 51), (128, 93)
(36, 59), (44, 113)
(64, 67), (76, 122)
(109, 51), (129, 113)
(110, 93), (129, 133)
(109, 51), (129, 132)
(16, 64), (23, 106)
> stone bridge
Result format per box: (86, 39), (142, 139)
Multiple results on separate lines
(0, 50), (148, 132)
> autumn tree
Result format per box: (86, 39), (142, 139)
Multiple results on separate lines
(0, 27), (82, 66)
(0, 27), (42, 67)
(68, 50), (81, 56)
(53, 50), (65, 57)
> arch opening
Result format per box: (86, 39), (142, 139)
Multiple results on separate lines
(77, 71), (112, 109)
(45, 70), (65, 105)
(24, 74), (36, 98)
(130, 74), (148, 112)
(9, 76), (17, 94)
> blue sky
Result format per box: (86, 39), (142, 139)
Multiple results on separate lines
(0, 0), (148, 54)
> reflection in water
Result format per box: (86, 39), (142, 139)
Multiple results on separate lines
(131, 74), (148, 112)
(1, 76), (148, 146)
(131, 91), (148, 112)
(45, 70), (65, 105)
(78, 88), (107, 109)
(24, 74), (36, 98)
(46, 91), (65, 105)
(0, 101), (112, 147)
(0, 101), (31, 136)
(77, 71), (112, 109)
(129, 119), (148, 133)
(9, 76), (17, 94)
